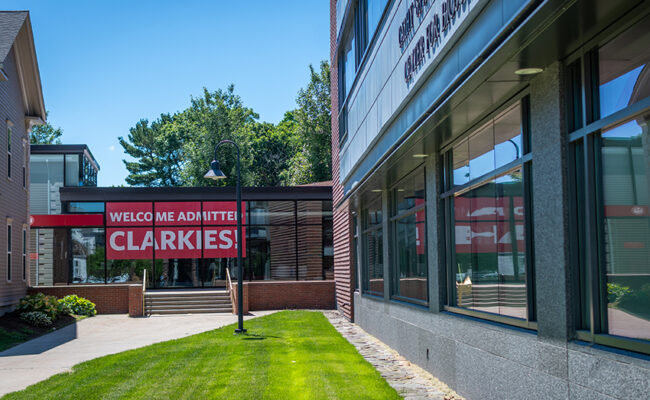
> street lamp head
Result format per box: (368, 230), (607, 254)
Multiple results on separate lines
(204, 159), (227, 180)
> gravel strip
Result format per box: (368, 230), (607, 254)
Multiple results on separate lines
(324, 310), (464, 400)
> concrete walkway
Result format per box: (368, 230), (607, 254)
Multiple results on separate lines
(0, 311), (275, 396)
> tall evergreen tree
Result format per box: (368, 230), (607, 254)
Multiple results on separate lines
(118, 115), (184, 186)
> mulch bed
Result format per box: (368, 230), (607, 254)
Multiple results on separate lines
(0, 311), (78, 352)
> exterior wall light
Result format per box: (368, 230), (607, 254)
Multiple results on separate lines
(412, 154), (428, 158)
(514, 67), (544, 75)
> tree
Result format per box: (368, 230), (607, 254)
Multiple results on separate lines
(250, 112), (300, 186)
(284, 61), (332, 185)
(118, 115), (185, 186)
(30, 112), (63, 144)
(119, 63), (333, 188)
(179, 86), (258, 187)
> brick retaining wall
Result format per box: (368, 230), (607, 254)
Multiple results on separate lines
(28, 285), (143, 317)
(233, 280), (336, 314)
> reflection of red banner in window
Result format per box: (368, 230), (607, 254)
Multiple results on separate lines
(455, 222), (525, 253)
(604, 205), (649, 217)
(454, 197), (524, 221)
(106, 227), (246, 260)
(415, 198), (425, 255)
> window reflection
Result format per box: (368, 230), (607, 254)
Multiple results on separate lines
(452, 104), (522, 186)
(598, 14), (650, 118)
(453, 139), (470, 186)
(469, 123), (495, 180)
(392, 170), (427, 303)
(601, 118), (650, 340)
(71, 228), (105, 284)
(362, 197), (383, 296)
(454, 168), (527, 319)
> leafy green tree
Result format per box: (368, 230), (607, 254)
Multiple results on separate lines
(30, 112), (63, 144)
(179, 86), (258, 187)
(118, 115), (185, 186)
(119, 63), (333, 188)
(285, 61), (332, 185)
(250, 112), (300, 186)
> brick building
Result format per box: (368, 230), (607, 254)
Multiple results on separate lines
(0, 11), (46, 314)
(331, 0), (649, 398)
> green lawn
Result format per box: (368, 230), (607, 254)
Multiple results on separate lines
(4, 311), (401, 400)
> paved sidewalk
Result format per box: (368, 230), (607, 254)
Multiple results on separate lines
(324, 311), (463, 400)
(0, 311), (274, 396)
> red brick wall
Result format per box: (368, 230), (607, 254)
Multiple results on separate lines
(233, 281), (335, 313)
(330, 0), (354, 320)
(28, 285), (143, 317)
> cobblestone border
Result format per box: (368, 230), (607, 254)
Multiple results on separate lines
(324, 310), (464, 400)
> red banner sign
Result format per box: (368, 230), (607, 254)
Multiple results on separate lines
(106, 202), (245, 226)
(105, 202), (247, 260)
(106, 227), (246, 260)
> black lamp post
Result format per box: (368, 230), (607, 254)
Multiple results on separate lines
(204, 140), (246, 334)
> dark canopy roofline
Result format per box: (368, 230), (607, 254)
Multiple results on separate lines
(31, 144), (100, 171)
(60, 185), (333, 203)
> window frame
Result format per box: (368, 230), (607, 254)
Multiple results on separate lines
(6, 221), (12, 282)
(22, 138), (27, 189)
(389, 166), (429, 306)
(440, 94), (536, 330)
(567, 8), (650, 355)
(361, 194), (384, 298)
(22, 225), (27, 281)
(6, 120), (12, 181)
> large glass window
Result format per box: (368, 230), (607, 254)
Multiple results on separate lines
(601, 121), (649, 340)
(442, 99), (533, 326)
(570, 14), (650, 354)
(107, 259), (151, 285)
(30, 154), (64, 214)
(340, 31), (356, 104)
(597, 15), (650, 119)
(391, 169), (428, 304)
(67, 202), (105, 213)
(70, 228), (105, 283)
(65, 154), (80, 186)
(362, 195), (383, 297)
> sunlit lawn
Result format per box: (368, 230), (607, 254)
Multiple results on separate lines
(4, 311), (400, 400)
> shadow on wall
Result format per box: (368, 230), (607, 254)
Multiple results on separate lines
(0, 322), (77, 357)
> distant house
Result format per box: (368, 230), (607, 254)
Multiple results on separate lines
(0, 11), (46, 314)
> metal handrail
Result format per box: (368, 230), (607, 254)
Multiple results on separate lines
(142, 268), (147, 316)
(226, 267), (236, 314)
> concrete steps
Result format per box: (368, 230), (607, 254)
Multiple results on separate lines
(145, 289), (232, 315)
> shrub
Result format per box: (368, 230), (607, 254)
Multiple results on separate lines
(618, 283), (650, 318)
(59, 295), (97, 316)
(18, 293), (70, 320)
(607, 283), (632, 304)
(20, 311), (53, 328)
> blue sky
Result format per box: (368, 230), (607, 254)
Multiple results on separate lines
(4, 0), (329, 186)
